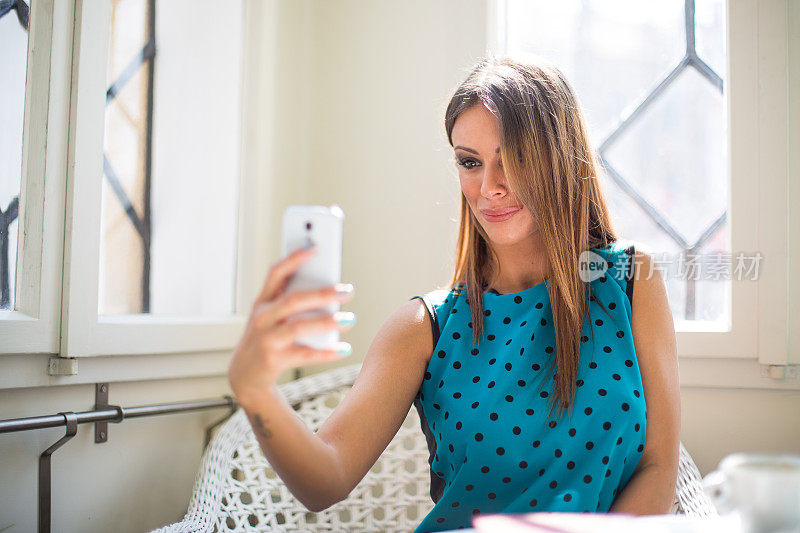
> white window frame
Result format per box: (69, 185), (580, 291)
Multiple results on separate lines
(59, 0), (273, 358)
(487, 0), (800, 386)
(1, 0), (273, 386)
(0, 0), (64, 355)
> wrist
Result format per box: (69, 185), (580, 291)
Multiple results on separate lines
(233, 382), (282, 412)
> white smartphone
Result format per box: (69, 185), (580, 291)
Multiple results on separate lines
(280, 204), (345, 350)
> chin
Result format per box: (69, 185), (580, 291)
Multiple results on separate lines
(486, 224), (538, 242)
(486, 231), (528, 246)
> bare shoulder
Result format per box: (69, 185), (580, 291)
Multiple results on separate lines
(374, 296), (435, 367)
(629, 244), (668, 308)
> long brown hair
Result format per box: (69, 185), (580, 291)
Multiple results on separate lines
(444, 56), (620, 425)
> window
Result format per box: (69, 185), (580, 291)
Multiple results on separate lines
(100, 0), (241, 318)
(62, 0), (248, 356)
(489, 0), (799, 374)
(500, 0), (730, 329)
(0, 0), (63, 356)
(1, 0), (270, 382)
(101, 0), (157, 316)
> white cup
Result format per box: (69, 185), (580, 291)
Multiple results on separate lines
(703, 452), (800, 533)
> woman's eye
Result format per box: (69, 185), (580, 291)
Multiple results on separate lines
(457, 158), (479, 170)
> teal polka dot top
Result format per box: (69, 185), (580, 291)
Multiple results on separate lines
(408, 241), (647, 532)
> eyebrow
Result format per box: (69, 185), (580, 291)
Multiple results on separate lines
(453, 146), (501, 155)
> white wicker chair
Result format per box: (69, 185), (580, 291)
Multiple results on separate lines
(151, 363), (717, 532)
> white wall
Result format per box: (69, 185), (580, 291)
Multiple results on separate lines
(1, 1), (798, 531)
(300, 0), (486, 373)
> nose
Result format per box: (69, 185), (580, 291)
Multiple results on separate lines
(480, 159), (508, 199)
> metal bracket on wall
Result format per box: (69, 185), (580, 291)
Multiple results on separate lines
(94, 383), (124, 443)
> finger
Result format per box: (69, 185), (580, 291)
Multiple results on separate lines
(252, 284), (354, 330)
(267, 342), (351, 373)
(284, 342), (353, 367)
(273, 284), (354, 325)
(254, 245), (317, 305)
(271, 311), (356, 347)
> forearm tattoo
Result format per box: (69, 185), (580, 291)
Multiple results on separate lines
(250, 412), (274, 440)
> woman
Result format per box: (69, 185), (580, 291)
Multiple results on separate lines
(227, 56), (681, 532)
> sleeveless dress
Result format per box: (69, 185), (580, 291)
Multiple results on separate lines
(408, 241), (647, 532)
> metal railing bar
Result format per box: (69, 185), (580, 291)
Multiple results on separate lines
(0, 395), (238, 435)
(0, 393), (239, 533)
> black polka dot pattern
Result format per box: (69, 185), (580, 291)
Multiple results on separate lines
(410, 242), (647, 532)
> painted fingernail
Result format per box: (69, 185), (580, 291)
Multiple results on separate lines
(334, 342), (352, 356)
(334, 311), (356, 327)
(335, 283), (354, 296)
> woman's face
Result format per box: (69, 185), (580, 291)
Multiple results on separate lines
(451, 103), (538, 247)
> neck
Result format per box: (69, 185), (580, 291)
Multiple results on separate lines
(486, 233), (550, 293)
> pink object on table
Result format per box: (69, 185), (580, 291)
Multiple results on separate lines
(471, 511), (743, 533)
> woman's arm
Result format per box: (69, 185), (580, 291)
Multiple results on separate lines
(240, 297), (433, 512)
(315, 297), (434, 503)
(609, 250), (681, 515)
(239, 385), (346, 512)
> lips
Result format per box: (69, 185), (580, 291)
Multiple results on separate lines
(480, 207), (522, 217)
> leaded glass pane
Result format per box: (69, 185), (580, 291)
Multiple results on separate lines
(504, 0), (729, 328)
(0, 1), (30, 311)
(100, 0), (243, 316)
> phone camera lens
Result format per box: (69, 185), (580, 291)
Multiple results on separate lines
(306, 221), (312, 230)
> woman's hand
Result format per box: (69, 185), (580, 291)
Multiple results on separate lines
(228, 245), (355, 408)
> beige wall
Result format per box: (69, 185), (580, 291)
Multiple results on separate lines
(1, 1), (798, 532)
(0, 376), (231, 532)
(679, 388), (800, 475)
